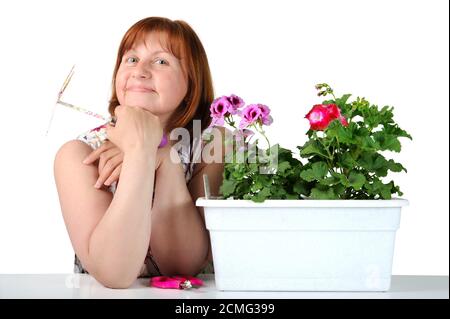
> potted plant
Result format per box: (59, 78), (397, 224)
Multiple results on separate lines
(196, 84), (411, 291)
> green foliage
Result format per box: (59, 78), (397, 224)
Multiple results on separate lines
(297, 84), (412, 199)
(220, 145), (312, 202)
(219, 84), (412, 201)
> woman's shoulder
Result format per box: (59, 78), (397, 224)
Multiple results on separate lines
(54, 126), (117, 194)
(55, 139), (93, 164)
(55, 122), (104, 168)
(54, 140), (97, 190)
(55, 120), (109, 167)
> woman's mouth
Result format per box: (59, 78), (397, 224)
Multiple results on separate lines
(126, 86), (155, 93)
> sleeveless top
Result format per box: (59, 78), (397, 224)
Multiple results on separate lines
(73, 123), (215, 277)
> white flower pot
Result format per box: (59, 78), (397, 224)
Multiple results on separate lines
(196, 198), (409, 292)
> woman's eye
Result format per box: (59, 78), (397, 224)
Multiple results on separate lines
(155, 58), (168, 65)
(126, 57), (138, 63)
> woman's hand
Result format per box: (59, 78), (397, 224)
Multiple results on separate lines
(105, 105), (163, 154)
(83, 140), (173, 188)
(83, 122), (171, 189)
(84, 143), (172, 189)
(82, 140), (124, 188)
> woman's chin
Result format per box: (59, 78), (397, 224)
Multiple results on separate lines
(125, 100), (157, 112)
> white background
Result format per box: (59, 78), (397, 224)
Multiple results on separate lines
(0, 0), (448, 275)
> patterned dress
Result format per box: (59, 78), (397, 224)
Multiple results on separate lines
(73, 123), (214, 277)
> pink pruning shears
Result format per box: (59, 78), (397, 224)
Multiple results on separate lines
(150, 276), (204, 289)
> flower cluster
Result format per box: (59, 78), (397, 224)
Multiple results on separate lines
(209, 95), (273, 131)
(209, 94), (244, 127)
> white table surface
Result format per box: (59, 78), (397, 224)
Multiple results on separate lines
(0, 274), (448, 299)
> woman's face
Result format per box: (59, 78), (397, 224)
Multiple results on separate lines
(115, 32), (188, 127)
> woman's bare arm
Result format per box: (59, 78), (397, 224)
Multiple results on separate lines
(149, 127), (227, 274)
(148, 144), (209, 276)
(54, 140), (157, 288)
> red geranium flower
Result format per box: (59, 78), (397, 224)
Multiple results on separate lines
(305, 104), (348, 131)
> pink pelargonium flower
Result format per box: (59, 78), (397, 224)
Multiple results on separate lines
(305, 104), (348, 131)
(258, 104), (273, 126)
(210, 96), (231, 118)
(209, 94), (245, 128)
(239, 104), (273, 129)
(227, 94), (245, 115)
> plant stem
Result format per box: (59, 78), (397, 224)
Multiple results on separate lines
(335, 136), (344, 175)
(225, 116), (236, 129)
(254, 123), (271, 150)
(315, 131), (334, 166)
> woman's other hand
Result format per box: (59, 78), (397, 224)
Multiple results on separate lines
(82, 140), (124, 188)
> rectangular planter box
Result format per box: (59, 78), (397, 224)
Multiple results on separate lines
(196, 198), (409, 292)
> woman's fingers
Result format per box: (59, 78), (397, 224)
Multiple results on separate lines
(104, 164), (122, 186)
(97, 147), (122, 175)
(94, 155), (121, 188)
(82, 140), (114, 164)
(95, 153), (124, 188)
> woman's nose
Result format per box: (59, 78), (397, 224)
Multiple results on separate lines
(132, 65), (151, 79)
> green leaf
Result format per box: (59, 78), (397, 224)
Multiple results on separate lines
(229, 163), (247, 180)
(247, 163), (259, 174)
(387, 159), (407, 173)
(391, 182), (404, 197)
(293, 180), (310, 196)
(300, 161), (329, 182)
(358, 152), (388, 176)
(243, 193), (254, 200)
(330, 171), (350, 186)
(321, 175), (341, 186)
(337, 123), (356, 145)
(373, 131), (401, 152)
(310, 186), (338, 199)
(298, 140), (329, 159)
(220, 179), (236, 197)
(253, 187), (271, 202)
(376, 105), (395, 126)
(384, 124), (412, 140)
(339, 152), (356, 169)
(363, 177), (393, 199)
(270, 186), (287, 198)
(250, 180), (263, 192)
(276, 161), (291, 175)
(348, 171), (366, 190)
(335, 94), (352, 108)
(333, 184), (347, 198)
(312, 161), (329, 177)
(300, 169), (315, 182)
(379, 182), (393, 199)
(360, 135), (380, 151)
(326, 120), (354, 145)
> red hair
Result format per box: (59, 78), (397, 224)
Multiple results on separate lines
(108, 17), (214, 136)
